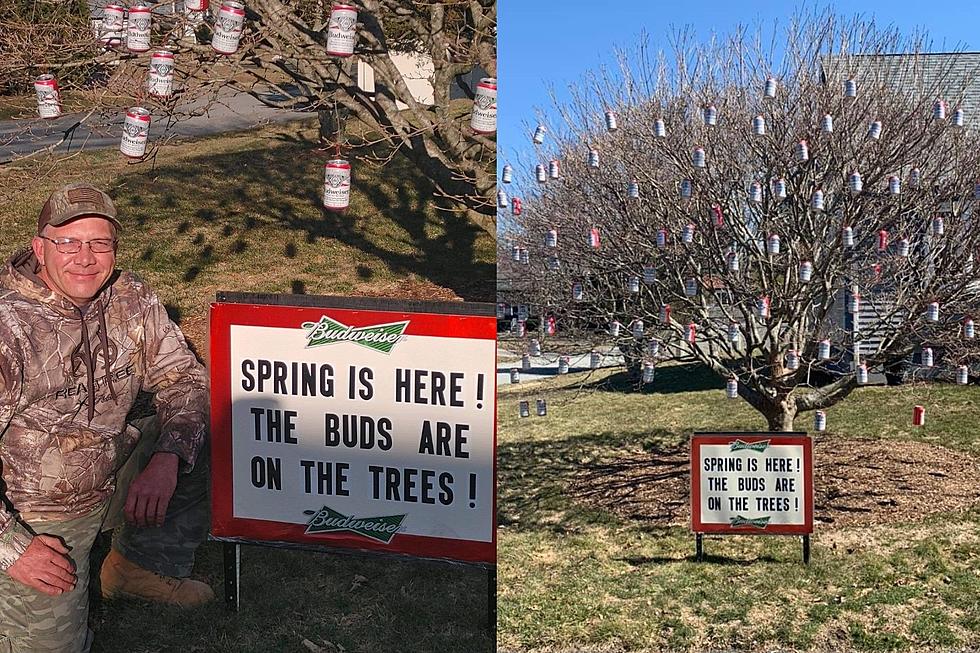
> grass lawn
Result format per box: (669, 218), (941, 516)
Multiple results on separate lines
(0, 121), (494, 652)
(498, 364), (980, 653)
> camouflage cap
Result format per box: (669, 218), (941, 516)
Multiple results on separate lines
(38, 183), (121, 233)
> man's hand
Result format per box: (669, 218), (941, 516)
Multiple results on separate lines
(125, 452), (179, 528)
(7, 534), (76, 595)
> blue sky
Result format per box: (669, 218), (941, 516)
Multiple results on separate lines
(498, 1), (980, 187)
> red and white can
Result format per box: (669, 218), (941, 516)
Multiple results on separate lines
(956, 365), (969, 385)
(558, 356), (569, 375)
(878, 229), (889, 252)
(604, 110), (618, 131)
(148, 50), (175, 97)
(642, 362), (655, 384)
(842, 226), (854, 247)
(185, 0), (209, 10)
(548, 160), (560, 179)
(764, 77), (777, 98)
(588, 227), (600, 248)
(654, 118), (667, 137)
(703, 105), (717, 126)
(643, 265), (656, 284)
(912, 405), (925, 426)
(888, 175), (901, 195)
(571, 282), (583, 301)
(845, 78), (857, 98)
(749, 181), (762, 203)
(964, 318), (975, 339)
(684, 277), (697, 297)
(631, 319), (644, 339)
(656, 229), (667, 249)
(768, 233), (780, 254)
(757, 295), (770, 319)
(818, 339), (831, 360)
(532, 124), (546, 144)
(682, 223), (695, 244)
(857, 363), (868, 385)
(932, 216), (944, 236)
(588, 148), (599, 168)
(545, 229), (557, 248)
(752, 115), (766, 135)
(608, 320), (621, 337)
(34, 75), (61, 119)
(686, 322), (697, 343)
(101, 3), (125, 46)
(795, 139), (809, 162)
(897, 238), (909, 258)
(323, 159), (352, 211)
(212, 1), (246, 55)
(680, 179), (692, 198)
(726, 377), (738, 399)
(127, 3), (152, 52)
(509, 369), (520, 384)
(814, 411), (826, 432)
(521, 354), (531, 371)
(529, 339), (541, 356)
(786, 349), (799, 370)
(660, 304), (671, 323)
(535, 164), (547, 183)
(628, 276), (640, 293)
(822, 113), (834, 133)
(519, 400), (530, 418)
(511, 197), (522, 216)
(326, 4), (358, 56)
(536, 399), (547, 417)
(933, 99), (946, 120)
(590, 350), (601, 369)
(120, 107), (151, 158)
(471, 78), (497, 134)
(921, 347), (933, 368)
(868, 120), (882, 140)
(799, 260), (813, 283)
(849, 170), (863, 194)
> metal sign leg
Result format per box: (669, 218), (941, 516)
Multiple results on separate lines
(802, 535), (811, 565)
(224, 542), (240, 611)
(696, 533), (704, 562)
(488, 566), (497, 647)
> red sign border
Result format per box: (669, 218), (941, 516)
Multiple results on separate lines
(690, 432), (813, 536)
(209, 297), (497, 564)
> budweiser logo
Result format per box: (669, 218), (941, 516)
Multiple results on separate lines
(151, 63), (173, 77)
(123, 122), (145, 138)
(131, 18), (151, 30)
(475, 94), (495, 110)
(301, 315), (408, 353)
(332, 16), (356, 31)
(729, 439), (770, 453)
(729, 515), (771, 529)
(324, 172), (349, 188)
(303, 506), (406, 543)
(218, 17), (242, 32)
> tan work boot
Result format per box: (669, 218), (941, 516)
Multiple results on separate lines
(100, 549), (214, 607)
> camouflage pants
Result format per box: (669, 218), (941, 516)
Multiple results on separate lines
(0, 416), (209, 653)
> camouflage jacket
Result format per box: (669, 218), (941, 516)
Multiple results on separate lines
(0, 250), (208, 570)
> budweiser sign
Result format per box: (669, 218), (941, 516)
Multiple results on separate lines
(303, 506), (406, 543)
(301, 316), (408, 353)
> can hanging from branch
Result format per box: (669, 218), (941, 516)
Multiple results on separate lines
(844, 78), (857, 98)
(932, 216), (944, 236)
(549, 160), (560, 179)
(642, 362), (655, 384)
(323, 159), (352, 211)
(752, 115), (765, 135)
(728, 322), (739, 343)
(957, 365), (969, 385)
(849, 170), (863, 194)
(814, 411), (827, 432)
(795, 140), (809, 162)
(590, 350), (601, 369)
(799, 260), (813, 283)
(534, 399), (546, 417)
(726, 377), (738, 399)
(186, 0), (208, 9)
(522, 354), (531, 372)
(605, 110), (618, 131)
(680, 179), (692, 199)
(509, 368), (520, 384)
(511, 197), (522, 216)
(933, 99), (947, 120)
(631, 319), (644, 339)
(773, 178), (787, 199)
(34, 75), (61, 119)
(120, 107), (151, 158)
(588, 149), (599, 168)
(913, 405), (925, 426)
(100, 4), (125, 46)
(572, 281), (583, 301)
(519, 401), (530, 418)
(497, 189), (508, 208)
(910, 168), (921, 187)
(546, 256), (559, 271)
(628, 276), (640, 294)
(822, 114), (834, 133)
(510, 245), (520, 261)
(212, 1), (246, 54)
(127, 3), (152, 52)
(609, 320), (621, 337)
(520, 248), (529, 264)
(878, 230), (889, 252)
(532, 124), (546, 144)
(470, 77), (496, 134)
(643, 265), (656, 284)
(660, 304), (671, 323)
(326, 4), (357, 55)
(535, 164), (546, 183)
(767, 233), (780, 255)
(546, 316), (557, 336)
(926, 301), (939, 322)
(589, 227), (601, 248)
(682, 223), (695, 244)
(692, 147), (706, 168)
(964, 318), (975, 339)
(558, 356), (569, 375)
(628, 180), (640, 198)
(647, 339), (660, 357)
(703, 105), (717, 126)
(516, 320), (526, 337)
(728, 252), (740, 272)
(921, 347), (934, 367)
(686, 322), (697, 343)
(656, 229), (667, 249)
(842, 226), (854, 248)
(148, 50), (175, 97)
(654, 118), (667, 138)
(857, 363), (868, 384)
(953, 107), (965, 127)
(868, 120), (882, 140)
(848, 290), (860, 314)
(545, 229), (557, 247)
(888, 176), (901, 195)
(711, 204), (724, 228)
(684, 277), (697, 297)
(501, 164), (513, 183)
(818, 339), (831, 360)
(757, 295), (770, 319)
(786, 349), (800, 370)
(764, 76), (777, 98)
(897, 238), (910, 258)
(529, 338), (541, 356)
(749, 181), (762, 203)
(808, 188), (824, 211)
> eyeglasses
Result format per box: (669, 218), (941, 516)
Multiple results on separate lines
(39, 236), (117, 254)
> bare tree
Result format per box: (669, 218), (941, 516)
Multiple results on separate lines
(501, 13), (980, 431)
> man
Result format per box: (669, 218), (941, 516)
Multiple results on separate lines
(0, 183), (212, 653)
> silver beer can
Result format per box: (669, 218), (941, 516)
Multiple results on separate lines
(326, 4), (358, 57)
(501, 164), (513, 183)
(471, 78), (497, 134)
(814, 411), (826, 432)
(34, 75), (61, 119)
(323, 159), (352, 211)
(212, 1), (246, 54)
(120, 106), (151, 158)
(148, 50), (175, 97)
(127, 3), (152, 52)
(532, 124), (546, 144)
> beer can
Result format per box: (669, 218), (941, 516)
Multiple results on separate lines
(848, 291), (860, 314)
(932, 216), (944, 236)
(558, 356), (569, 375)
(34, 75), (61, 119)
(497, 189), (508, 208)
(101, 3), (125, 46)
(609, 320), (621, 337)
(519, 401), (530, 418)
(535, 164), (547, 183)
(647, 339), (660, 357)
(680, 179), (692, 199)
(878, 229), (889, 252)
(913, 405), (925, 426)
(764, 76), (777, 98)
(953, 107), (965, 127)
(868, 120), (882, 140)
(516, 320), (526, 337)
(888, 175), (901, 195)
(814, 411), (827, 432)
(127, 3), (152, 52)
(628, 276), (640, 294)
(322, 159), (351, 211)
(757, 295), (770, 319)
(767, 233), (780, 255)
(212, 1), (246, 54)
(628, 180), (640, 198)
(522, 353), (531, 372)
(547, 316), (557, 336)
(326, 4), (357, 55)
(933, 99), (946, 120)
(728, 322), (739, 342)
(749, 181), (762, 203)
(590, 350), (601, 369)
(631, 319), (644, 339)
(471, 77), (496, 133)
(660, 304), (671, 323)
(711, 204), (724, 227)
(796, 139), (809, 162)
(510, 245), (520, 262)
(529, 338), (542, 356)
(501, 164), (513, 183)
(656, 229), (667, 249)
(520, 248), (529, 264)
(897, 238), (910, 258)
(844, 78), (857, 98)
(686, 322), (697, 343)
(547, 256), (559, 271)
(786, 349), (799, 370)
(511, 197), (522, 216)
(682, 223), (695, 244)
(849, 170), (863, 194)
(572, 282), (583, 301)
(509, 368), (520, 384)
(726, 377), (738, 399)
(964, 318), (975, 339)
(120, 106), (151, 158)
(532, 124), (546, 144)
(703, 105), (717, 126)
(642, 362), (655, 384)
(910, 167), (921, 188)
(549, 160), (560, 179)
(536, 399), (547, 417)
(728, 252), (740, 272)
(185, 0), (209, 10)
(643, 266), (656, 284)
(495, 303), (505, 319)
(957, 365), (969, 385)
(589, 227), (601, 248)
(588, 149), (600, 168)
(654, 118), (667, 138)
(773, 178), (787, 199)
(857, 363), (868, 384)
(684, 277), (697, 297)
(799, 260), (813, 283)
(818, 339), (831, 360)
(921, 347), (934, 367)
(752, 115), (766, 135)
(842, 226), (854, 248)
(545, 229), (557, 248)
(822, 113), (834, 133)
(148, 50), (175, 97)
(605, 110), (618, 131)
(692, 147), (706, 168)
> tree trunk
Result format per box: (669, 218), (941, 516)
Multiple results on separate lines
(762, 401), (797, 432)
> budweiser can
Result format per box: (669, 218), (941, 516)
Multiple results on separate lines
(765, 76), (777, 98)
(647, 339), (660, 357)
(897, 238), (910, 258)
(572, 282), (583, 301)
(535, 164), (547, 183)
(470, 77), (496, 133)
(654, 118), (667, 137)
(957, 365), (969, 385)
(588, 149), (600, 168)
(878, 230), (889, 252)
(857, 363), (868, 384)
(684, 277), (697, 297)
(326, 3), (358, 55)
(549, 160), (560, 179)
(628, 276), (640, 293)
(660, 304), (671, 323)
(34, 75), (61, 119)
(749, 181), (762, 203)
(786, 349), (799, 370)
(212, 1), (245, 54)
(510, 245), (520, 261)
(868, 120), (882, 140)
(768, 233), (780, 255)
(711, 204), (724, 227)
(933, 99), (946, 120)
(590, 350), (601, 369)
(953, 107), (965, 127)
(686, 322), (697, 343)
(545, 229), (557, 247)
(656, 229), (667, 248)
(501, 164), (513, 183)
(529, 338), (541, 356)
(323, 159), (351, 211)
(818, 339), (831, 360)
(589, 227), (600, 248)
(814, 411), (826, 432)
(558, 356), (569, 375)
(703, 105), (717, 126)
(964, 318), (975, 339)
(682, 223), (695, 244)
(773, 178), (787, 199)
(516, 320), (526, 337)
(692, 147), (706, 168)
(913, 405), (925, 426)
(728, 252), (739, 272)
(547, 256), (559, 271)
(642, 362), (655, 384)
(547, 316), (557, 335)
(909, 168), (921, 187)
(536, 399), (547, 417)
(796, 140), (809, 162)
(757, 296), (770, 319)
(848, 291), (860, 314)
(849, 170), (863, 194)
(810, 189), (825, 211)
(511, 197), (522, 216)
(752, 115), (765, 135)
(519, 401), (530, 418)
(822, 113), (834, 132)
(631, 319), (644, 339)
(799, 261), (813, 283)
(497, 189), (508, 208)
(522, 353), (531, 371)
(532, 124), (546, 144)
(519, 248), (529, 264)
(609, 320), (621, 337)
(185, 0), (208, 9)
(101, 4), (125, 46)
(921, 347), (934, 367)
(628, 179), (640, 198)
(643, 266), (656, 284)
(932, 216), (944, 236)
(680, 179), (692, 199)
(844, 78), (857, 98)
(127, 3), (152, 52)
(888, 176), (901, 195)
(726, 378), (738, 399)
(728, 322), (739, 342)
(605, 110), (618, 131)
(120, 107), (151, 157)
(148, 50), (175, 97)
(495, 303), (505, 319)
(842, 226), (854, 248)
(509, 368), (520, 384)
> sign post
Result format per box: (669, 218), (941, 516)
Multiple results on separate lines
(690, 432), (813, 563)
(209, 292), (497, 625)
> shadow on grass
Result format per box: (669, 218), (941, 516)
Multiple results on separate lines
(620, 553), (782, 566)
(585, 363), (727, 395)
